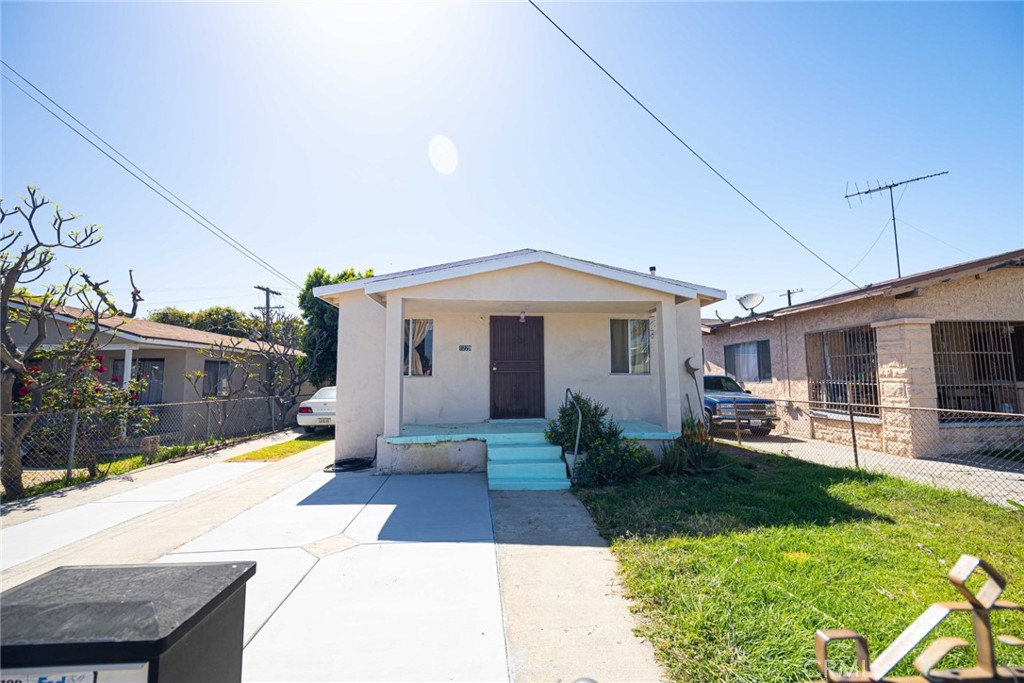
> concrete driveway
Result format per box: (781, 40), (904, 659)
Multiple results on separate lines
(158, 470), (509, 683)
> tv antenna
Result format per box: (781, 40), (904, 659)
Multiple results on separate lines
(844, 171), (948, 278)
(737, 293), (765, 316)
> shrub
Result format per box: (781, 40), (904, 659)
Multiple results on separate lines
(575, 438), (657, 488)
(545, 391), (622, 455)
(660, 414), (723, 476)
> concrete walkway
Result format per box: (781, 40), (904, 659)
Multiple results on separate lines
(492, 491), (666, 683)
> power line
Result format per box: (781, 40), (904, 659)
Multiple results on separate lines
(526, 0), (859, 289)
(0, 61), (303, 294)
(897, 218), (975, 258)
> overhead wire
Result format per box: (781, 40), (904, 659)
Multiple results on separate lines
(0, 61), (304, 296)
(526, 0), (859, 289)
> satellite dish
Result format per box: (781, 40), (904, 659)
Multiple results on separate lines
(737, 293), (765, 315)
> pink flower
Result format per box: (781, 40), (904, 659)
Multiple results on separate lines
(94, 384), (103, 393)
(96, 365), (107, 373)
(17, 385), (29, 396)
(95, 355), (106, 361)
(72, 388), (80, 396)
(29, 365), (40, 373)
(131, 394), (139, 401)
(111, 375), (121, 383)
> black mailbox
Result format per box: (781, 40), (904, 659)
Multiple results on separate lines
(1, 562), (256, 683)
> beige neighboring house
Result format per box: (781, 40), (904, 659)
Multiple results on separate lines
(314, 249), (725, 476)
(702, 249), (1024, 458)
(7, 304), (280, 437)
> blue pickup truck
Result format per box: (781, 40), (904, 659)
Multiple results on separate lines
(703, 374), (777, 436)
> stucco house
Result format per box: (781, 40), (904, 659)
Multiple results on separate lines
(314, 249), (725, 488)
(7, 304), (293, 439)
(702, 249), (1024, 458)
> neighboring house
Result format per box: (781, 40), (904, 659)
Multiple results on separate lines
(7, 304), (288, 438)
(703, 249), (1024, 458)
(314, 249), (725, 477)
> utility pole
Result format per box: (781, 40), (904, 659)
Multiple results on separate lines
(845, 171), (948, 279)
(253, 285), (283, 339)
(779, 289), (803, 307)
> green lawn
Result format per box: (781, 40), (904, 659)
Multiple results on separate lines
(228, 430), (333, 462)
(575, 447), (1024, 683)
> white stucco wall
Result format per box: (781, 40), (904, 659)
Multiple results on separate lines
(335, 290), (387, 460)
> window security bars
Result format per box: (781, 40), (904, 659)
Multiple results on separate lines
(932, 321), (1021, 422)
(805, 326), (879, 417)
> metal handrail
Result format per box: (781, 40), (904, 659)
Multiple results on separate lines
(564, 388), (583, 461)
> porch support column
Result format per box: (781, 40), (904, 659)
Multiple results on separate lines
(121, 347), (134, 389)
(383, 294), (405, 437)
(656, 301), (683, 432)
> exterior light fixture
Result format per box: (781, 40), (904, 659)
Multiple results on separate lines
(519, 310), (526, 323)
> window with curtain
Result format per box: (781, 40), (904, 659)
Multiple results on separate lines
(203, 360), (231, 397)
(610, 319), (650, 374)
(724, 340), (771, 382)
(111, 358), (165, 403)
(403, 319), (433, 377)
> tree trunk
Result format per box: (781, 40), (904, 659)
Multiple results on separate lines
(1, 373), (26, 498)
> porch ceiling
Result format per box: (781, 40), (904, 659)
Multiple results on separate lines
(402, 298), (659, 315)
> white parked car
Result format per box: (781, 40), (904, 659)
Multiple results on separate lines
(297, 386), (336, 433)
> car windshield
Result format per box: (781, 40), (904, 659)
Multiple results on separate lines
(312, 387), (336, 400)
(704, 376), (745, 393)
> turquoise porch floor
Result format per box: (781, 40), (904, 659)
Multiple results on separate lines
(385, 419), (679, 445)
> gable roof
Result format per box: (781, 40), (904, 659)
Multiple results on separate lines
(706, 247), (1024, 332)
(314, 249), (726, 304)
(12, 302), (267, 351)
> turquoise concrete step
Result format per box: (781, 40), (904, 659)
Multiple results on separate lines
(487, 459), (567, 479)
(487, 477), (571, 491)
(483, 431), (550, 445)
(487, 443), (563, 461)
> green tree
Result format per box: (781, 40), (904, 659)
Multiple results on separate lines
(1, 187), (149, 497)
(148, 306), (192, 327)
(298, 266), (372, 387)
(147, 305), (255, 337)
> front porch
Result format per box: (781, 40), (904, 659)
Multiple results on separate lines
(386, 419), (680, 445)
(378, 419), (680, 489)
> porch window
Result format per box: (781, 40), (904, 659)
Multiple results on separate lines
(610, 319), (650, 375)
(112, 358), (165, 404)
(203, 360), (231, 397)
(805, 326), (879, 416)
(403, 319), (433, 377)
(932, 321), (1020, 420)
(724, 340), (771, 383)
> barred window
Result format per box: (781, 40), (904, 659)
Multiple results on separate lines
(805, 326), (879, 416)
(932, 321), (1020, 421)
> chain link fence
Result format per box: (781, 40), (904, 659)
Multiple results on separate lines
(709, 397), (1024, 507)
(2, 394), (313, 498)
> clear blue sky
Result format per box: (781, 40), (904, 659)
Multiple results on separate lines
(3, 1), (1021, 320)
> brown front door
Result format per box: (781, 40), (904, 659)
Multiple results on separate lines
(490, 316), (545, 419)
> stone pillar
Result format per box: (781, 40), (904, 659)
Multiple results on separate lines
(655, 301), (683, 432)
(383, 294), (405, 438)
(871, 318), (939, 458)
